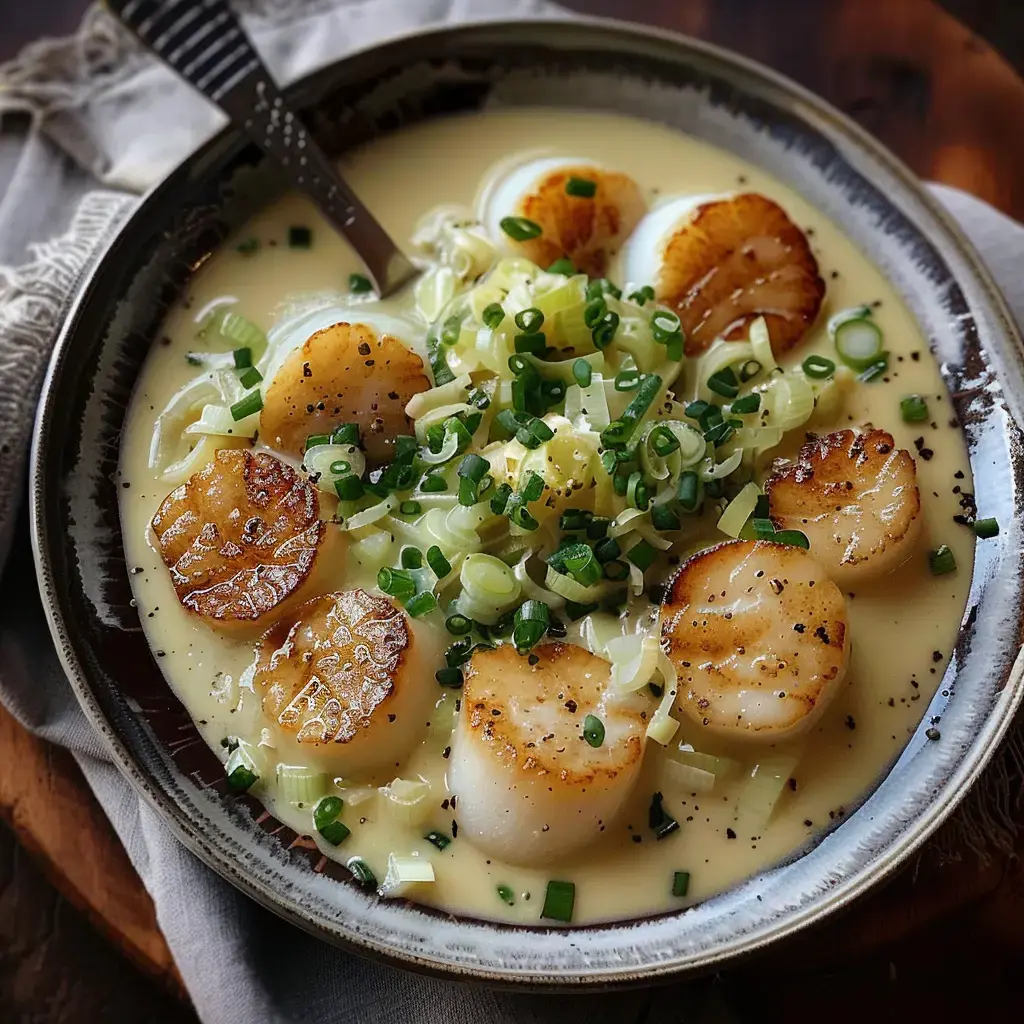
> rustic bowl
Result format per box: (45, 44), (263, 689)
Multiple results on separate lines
(30, 17), (1024, 985)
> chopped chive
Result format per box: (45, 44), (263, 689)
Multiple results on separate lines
(739, 359), (762, 382)
(672, 871), (691, 897)
(559, 508), (591, 532)
(335, 476), (364, 501)
(427, 545), (452, 579)
(348, 272), (373, 293)
(399, 500), (422, 516)
(425, 830), (451, 851)
(314, 796), (350, 846)
(704, 418), (740, 446)
(561, 544), (603, 587)
(232, 347), (252, 368)
(584, 297), (608, 329)
(751, 517), (776, 540)
(973, 517), (999, 539)
(377, 567), (417, 600)
(773, 529), (810, 549)
(730, 393), (761, 415)
(445, 614), (473, 636)
(599, 373), (662, 447)
(288, 225), (312, 248)
(900, 394), (929, 423)
(500, 216), (542, 241)
(593, 536), (621, 564)
(435, 666), (464, 688)
(238, 366), (263, 389)
(329, 460), (351, 476)
(928, 544), (956, 575)
(482, 302), (505, 329)
(547, 257), (575, 275)
(332, 423), (361, 446)
(650, 309), (682, 344)
(573, 358), (593, 389)
(230, 391), (263, 421)
(648, 791), (679, 840)
(802, 354), (835, 379)
(586, 516), (610, 540)
(347, 858), (377, 888)
(565, 176), (597, 198)
(490, 482), (513, 515)
(677, 471), (700, 511)
(541, 880), (575, 922)
(706, 367), (739, 398)
(497, 884), (516, 906)
(615, 369), (641, 392)
(227, 763), (258, 793)
(404, 590), (437, 618)
(587, 278), (622, 300)
(514, 307), (545, 333)
(626, 471), (650, 511)
(514, 332), (547, 355)
(858, 354), (890, 382)
(235, 237), (260, 256)
(582, 714), (605, 748)
(650, 425), (680, 457)
(591, 311), (620, 349)
(421, 472), (448, 493)
(651, 504), (681, 531)
(627, 539), (657, 572)
(629, 285), (655, 306)
(400, 546), (423, 570)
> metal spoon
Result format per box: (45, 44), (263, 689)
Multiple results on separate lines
(106, 0), (417, 297)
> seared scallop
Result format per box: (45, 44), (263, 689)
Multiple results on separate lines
(765, 428), (922, 584)
(253, 589), (430, 772)
(260, 321), (430, 464)
(449, 642), (649, 865)
(487, 160), (647, 278)
(151, 449), (326, 632)
(662, 539), (850, 742)
(655, 193), (824, 356)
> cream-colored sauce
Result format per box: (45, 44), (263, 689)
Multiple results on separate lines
(119, 109), (974, 924)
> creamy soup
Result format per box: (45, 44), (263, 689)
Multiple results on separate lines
(119, 109), (976, 925)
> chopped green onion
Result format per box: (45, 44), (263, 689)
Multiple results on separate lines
(561, 544), (603, 587)
(773, 529), (810, 549)
(859, 356), (889, 382)
(751, 517), (776, 540)
(490, 482), (513, 515)
(347, 858), (377, 888)
(599, 374), (662, 447)
(313, 796), (350, 846)
(427, 546), (452, 579)
(802, 354), (835, 379)
(500, 216), (542, 241)
(305, 433), (331, 451)
(650, 426), (680, 456)
(583, 714), (605, 748)
(514, 332), (547, 355)
(428, 333), (454, 386)
(739, 359), (762, 382)
(235, 237), (260, 256)
(227, 763), (258, 793)
(238, 366), (263, 389)
(572, 358), (593, 389)
(565, 600), (599, 621)
(834, 316), (884, 370)
(648, 791), (679, 840)
(541, 880), (575, 923)
(587, 278), (622, 300)
(650, 309), (682, 343)
(399, 500), (422, 516)
(672, 871), (690, 897)
(497, 884), (516, 906)
(900, 394), (929, 423)
(973, 517), (999, 539)
(603, 559), (629, 582)
(332, 423), (361, 446)
(730, 393), (761, 415)
(377, 567), (417, 600)
(565, 176), (597, 198)
(329, 460), (351, 475)
(288, 225), (312, 248)
(706, 367), (739, 398)
(559, 508), (591, 532)
(440, 313), (463, 346)
(335, 476), (364, 501)
(405, 591), (437, 617)
(421, 472), (448, 493)
(583, 297), (607, 329)
(591, 311), (620, 349)
(482, 302), (505, 329)
(400, 546), (423, 570)
(547, 258), (575, 275)
(515, 307), (545, 333)
(349, 272), (373, 293)
(651, 504), (681, 531)
(626, 471), (650, 511)
(928, 544), (956, 575)
(627, 539), (657, 572)
(513, 600), (549, 652)
(593, 537), (621, 564)
(230, 391), (263, 421)
(677, 470), (701, 511)
(425, 830), (451, 851)
(435, 667), (464, 688)
(445, 614), (473, 636)
(704, 419), (740, 446)
(615, 369), (641, 392)
(233, 347), (252, 368)
(629, 285), (655, 306)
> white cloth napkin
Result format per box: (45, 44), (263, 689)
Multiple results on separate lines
(1, 3), (1022, 1022)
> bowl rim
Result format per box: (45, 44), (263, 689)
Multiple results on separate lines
(29, 13), (1024, 985)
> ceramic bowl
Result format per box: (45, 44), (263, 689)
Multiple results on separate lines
(30, 17), (1024, 984)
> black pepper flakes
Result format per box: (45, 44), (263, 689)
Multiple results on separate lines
(726, 828), (737, 839)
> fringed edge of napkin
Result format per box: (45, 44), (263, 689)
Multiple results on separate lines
(0, 189), (135, 561)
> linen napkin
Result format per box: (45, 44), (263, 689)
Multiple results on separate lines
(1, 3), (1022, 1022)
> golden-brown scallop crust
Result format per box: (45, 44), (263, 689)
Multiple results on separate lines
(462, 641), (645, 786)
(254, 589), (411, 746)
(150, 449), (324, 631)
(656, 193), (825, 356)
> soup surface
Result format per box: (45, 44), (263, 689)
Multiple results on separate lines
(119, 109), (975, 925)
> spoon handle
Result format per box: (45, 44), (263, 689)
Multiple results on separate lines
(106, 0), (417, 297)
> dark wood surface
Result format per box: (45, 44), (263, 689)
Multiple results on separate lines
(2, 1), (1024, 1021)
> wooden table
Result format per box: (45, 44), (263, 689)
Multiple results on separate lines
(2, 1), (1024, 1020)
